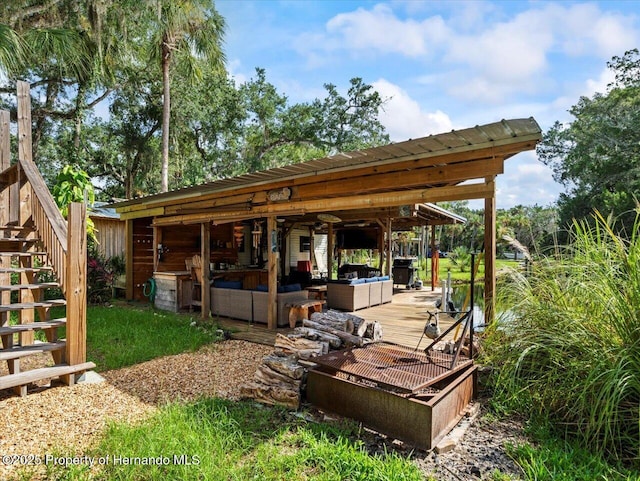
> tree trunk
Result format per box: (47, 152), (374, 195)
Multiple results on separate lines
(161, 45), (171, 193)
(309, 311), (355, 333)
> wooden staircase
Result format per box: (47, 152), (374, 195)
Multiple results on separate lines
(0, 82), (95, 397)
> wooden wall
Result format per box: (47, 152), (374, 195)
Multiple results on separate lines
(130, 217), (154, 301)
(155, 222), (239, 272)
(92, 217), (125, 259)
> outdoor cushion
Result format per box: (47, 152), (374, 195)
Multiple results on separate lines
(255, 284), (268, 292)
(213, 280), (243, 289)
(283, 283), (302, 292)
(365, 277), (379, 283)
(350, 278), (366, 285)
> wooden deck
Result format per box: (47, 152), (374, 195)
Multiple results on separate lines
(216, 286), (457, 349)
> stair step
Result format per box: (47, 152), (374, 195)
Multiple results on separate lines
(0, 282), (60, 292)
(0, 252), (47, 257)
(0, 266), (53, 274)
(0, 319), (66, 335)
(0, 341), (65, 361)
(0, 225), (35, 233)
(0, 238), (37, 243)
(0, 362), (96, 391)
(0, 300), (66, 313)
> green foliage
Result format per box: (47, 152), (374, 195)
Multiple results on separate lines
(538, 49), (640, 236)
(483, 211), (640, 467)
(448, 246), (471, 272)
(52, 164), (95, 211)
(52, 164), (96, 239)
(44, 398), (422, 481)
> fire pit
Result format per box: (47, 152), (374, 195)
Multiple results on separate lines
(306, 342), (476, 449)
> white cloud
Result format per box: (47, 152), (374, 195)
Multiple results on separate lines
(495, 152), (562, 209)
(325, 4), (449, 58)
(372, 79), (453, 140)
(558, 3), (638, 58)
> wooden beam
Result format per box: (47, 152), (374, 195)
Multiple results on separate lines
(484, 177), (496, 324)
(149, 183), (493, 227)
(267, 216), (277, 329)
(65, 202), (87, 367)
(291, 157), (504, 201)
(119, 207), (165, 220)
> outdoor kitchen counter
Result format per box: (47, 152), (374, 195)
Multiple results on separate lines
(153, 271), (192, 312)
(211, 269), (268, 290)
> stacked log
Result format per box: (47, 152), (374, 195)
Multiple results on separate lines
(240, 309), (383, 409)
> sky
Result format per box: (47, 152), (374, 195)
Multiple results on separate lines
(214, 0), (640, 209)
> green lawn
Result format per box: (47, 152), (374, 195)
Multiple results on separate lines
(54, 303), (218, 371)
(46, 398), (424, 481)
(415, 257), (522, 283)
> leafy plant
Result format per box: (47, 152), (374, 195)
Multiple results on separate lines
(483, 211), (640, 468)
(52, 164), (97, 240)
(86, 244), (114, 304)
(449, 246), (471, 272)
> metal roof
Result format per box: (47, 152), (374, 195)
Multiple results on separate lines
(111, 117), (541, 209)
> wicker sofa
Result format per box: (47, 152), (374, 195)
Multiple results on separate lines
(327, 276), (393, 312)
(210, 281), (308, 326)
(210, 281), (253, 321)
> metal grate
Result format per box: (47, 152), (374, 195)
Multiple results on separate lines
(311, 342), (472, 393)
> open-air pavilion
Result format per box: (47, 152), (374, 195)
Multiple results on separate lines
(112, 117), (542, 329)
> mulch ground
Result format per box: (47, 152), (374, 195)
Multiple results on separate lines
(0, 340), (272, 480)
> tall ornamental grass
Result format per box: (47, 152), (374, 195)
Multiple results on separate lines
(484, 212), (640, 467)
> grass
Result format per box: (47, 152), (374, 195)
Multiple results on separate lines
(41, 398), (424, 481)
(53, 303), (218, 371)
(483, 211), (640, 469)
(415, 256), (520, 283)
(506, 424), (640, 481)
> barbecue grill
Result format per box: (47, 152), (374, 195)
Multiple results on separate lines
(392, 258), (416, 286)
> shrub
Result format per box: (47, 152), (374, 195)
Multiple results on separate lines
(87, 244), (114, 304)
(483, 211), (640, 468)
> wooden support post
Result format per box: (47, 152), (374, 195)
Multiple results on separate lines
(17, 83), (35, 344)
(309, 225), (316, 269)
(484, 177), (496, 324)
(378, 224), (384, 274)
(65, 202), (87, 369)
(153, 226), (162, 272)
(386, 218), (392, 276)
(267, 216), (278, 329)
(125, 219), (134, 300)
(430, 225), (437, 291)
(200, 222), (210, 320)
(0, 111), (10, 327)
(327, 222), (333, 280)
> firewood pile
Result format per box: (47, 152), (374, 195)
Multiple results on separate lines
(240, 310), (383, 409)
